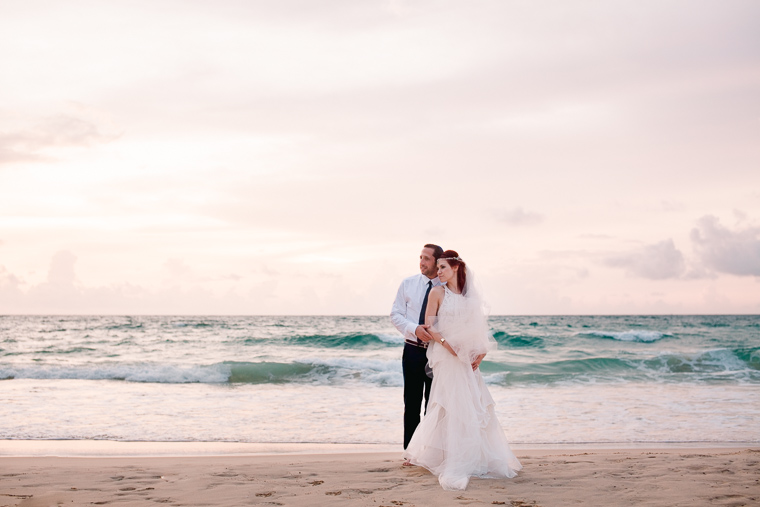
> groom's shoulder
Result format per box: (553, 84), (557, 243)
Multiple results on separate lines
(398, 273), (422, 287)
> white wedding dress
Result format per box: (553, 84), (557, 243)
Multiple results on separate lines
(403, 286), (522, 490)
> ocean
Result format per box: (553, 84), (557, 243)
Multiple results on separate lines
(1, 315), (759, 447)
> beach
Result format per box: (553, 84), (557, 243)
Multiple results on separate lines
(2, 315), (759, 505)
(2, 446), (759, 506)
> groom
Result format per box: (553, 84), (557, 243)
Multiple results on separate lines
(390, 243), (444, 449)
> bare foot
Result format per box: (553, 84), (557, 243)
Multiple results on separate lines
(402, 460), (415, 467)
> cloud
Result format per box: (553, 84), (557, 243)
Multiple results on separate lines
(2, 250), (342, 315)
(0, 265), (25, 312)
(604, 239), (685, 280)
(496, 207), (544, 226)
(1, 252), (258, 314)
(660, 200), (685, 212)
(162, 259), (242, 285)
(47, 250), (78, 286)
(0, 265), (23, 289)
(0, 111), (121, 165)
(163, 258), (193, 280)
(579, 234), (614, 240)
(691, 215), (760, 276)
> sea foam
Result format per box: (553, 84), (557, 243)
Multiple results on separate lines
(582, 330), (668, 342)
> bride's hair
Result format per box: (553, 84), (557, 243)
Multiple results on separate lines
(439, 250), (467, 293)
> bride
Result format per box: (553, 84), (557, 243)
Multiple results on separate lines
(402, 250), (522, 490)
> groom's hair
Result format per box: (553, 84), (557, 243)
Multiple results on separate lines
(424, 244), (444, 261)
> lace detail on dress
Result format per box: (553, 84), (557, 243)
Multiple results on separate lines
(439, 285), (468, 318)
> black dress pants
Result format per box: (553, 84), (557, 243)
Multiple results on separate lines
(402, 342), (432, 449)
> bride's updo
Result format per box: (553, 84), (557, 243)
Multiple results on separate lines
(440, 250), (467, 293)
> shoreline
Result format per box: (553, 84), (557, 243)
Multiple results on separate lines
(2, 446), (758, 506)
(1, 439), (756, 457)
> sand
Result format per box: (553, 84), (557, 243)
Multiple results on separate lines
(2, 448), (759, 507)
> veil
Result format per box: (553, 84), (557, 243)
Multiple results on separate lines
(429, 264), (497, 365)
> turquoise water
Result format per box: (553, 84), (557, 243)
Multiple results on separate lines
(2, 315), (758, 386)
(1, 315), (759, 445)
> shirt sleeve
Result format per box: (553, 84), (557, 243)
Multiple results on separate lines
(390, 280), (417, 340)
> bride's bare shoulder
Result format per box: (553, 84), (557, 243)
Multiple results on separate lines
(429, 285), (445, 299)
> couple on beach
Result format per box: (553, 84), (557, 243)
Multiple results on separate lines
(391, 244), (522, 491)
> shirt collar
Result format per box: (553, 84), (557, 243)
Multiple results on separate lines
(423, 275), (441, 287)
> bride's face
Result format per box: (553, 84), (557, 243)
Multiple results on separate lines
(437, 260), (458, 284)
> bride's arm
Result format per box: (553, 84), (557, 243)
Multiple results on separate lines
(424, 288), (458, 357)
(472, 353), (486, 371)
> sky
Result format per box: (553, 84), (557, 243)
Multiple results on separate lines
(1, 0), (759, 315)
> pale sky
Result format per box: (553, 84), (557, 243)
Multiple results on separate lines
(1, 0), (759, 315)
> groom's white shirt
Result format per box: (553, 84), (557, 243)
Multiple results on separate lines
(390, 274), (441, 342)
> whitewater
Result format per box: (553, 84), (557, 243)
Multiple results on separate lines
(1, 315), (759, 446)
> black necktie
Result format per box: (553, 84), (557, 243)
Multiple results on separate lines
(419, 280), (433, 326)
(417, 280), (433, 346)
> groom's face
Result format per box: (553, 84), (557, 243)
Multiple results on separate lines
(420, 248), (437, 278)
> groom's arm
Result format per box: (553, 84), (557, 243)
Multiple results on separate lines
(390, 280), (418, 340)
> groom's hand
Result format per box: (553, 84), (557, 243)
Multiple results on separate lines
(415, 325), (433, 343)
